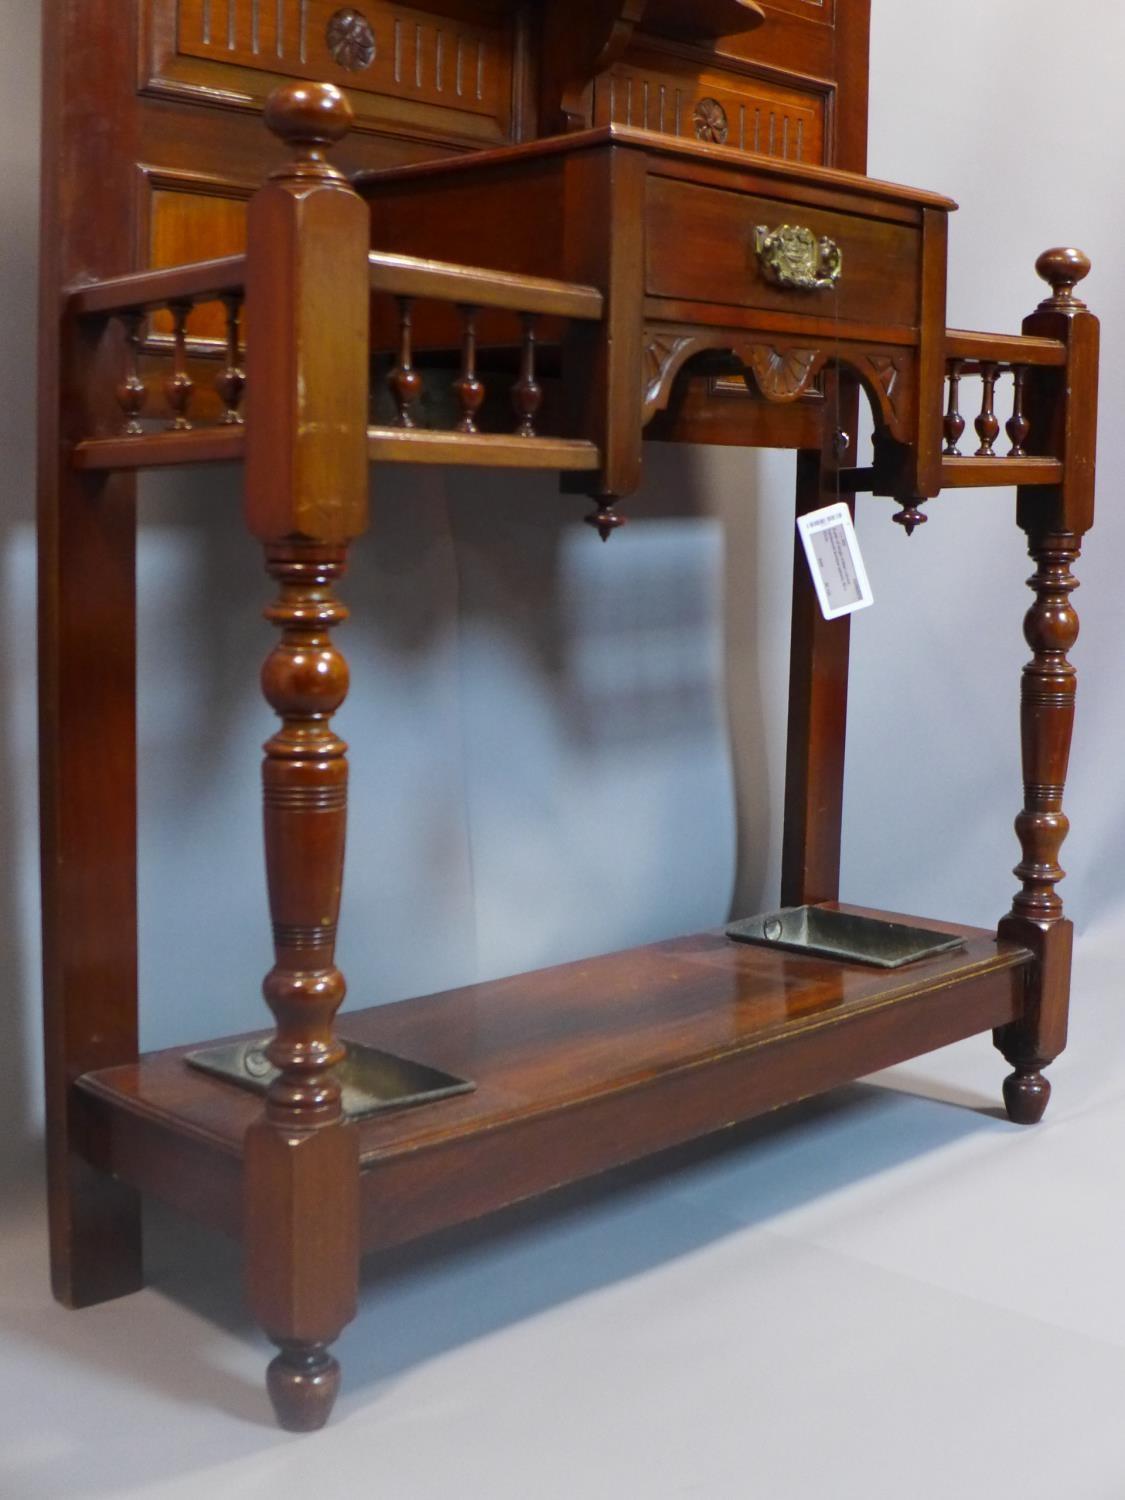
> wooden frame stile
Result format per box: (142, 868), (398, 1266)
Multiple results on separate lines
(778, 0), (868, 909)
(38, 0), (145, 1310)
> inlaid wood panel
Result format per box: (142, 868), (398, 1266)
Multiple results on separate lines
(144, 0), (521, 146)
(594, 51), (827, 164)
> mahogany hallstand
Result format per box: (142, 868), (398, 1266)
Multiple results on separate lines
(39, 0), (1098, 1434)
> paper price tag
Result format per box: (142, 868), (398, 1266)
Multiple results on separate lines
(796, 502), (874, 621)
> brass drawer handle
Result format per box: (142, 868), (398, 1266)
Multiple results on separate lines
(754, 224), (843, 291)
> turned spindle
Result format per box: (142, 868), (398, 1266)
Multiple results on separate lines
(1009, 533), (1080, 927)
(163, 300), (195, 431)
(512, 314), (543, 437)
(116, 309), (147, 435)
(387, 296), (423, 427)
(943, 359), (965, 456)
(215, 294), (245, 425)
(997, 530), (1081, 1124)
(974, 362), (999, 456)
(1006, 365), (1029, 457)
(259, 543), (351, 1131)
(453, 305), (485, 433)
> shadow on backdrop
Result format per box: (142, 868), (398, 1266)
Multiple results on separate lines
(0, 1074), (1007, 1499)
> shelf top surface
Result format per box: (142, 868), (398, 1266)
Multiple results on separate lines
(82, 907), (1028, 1166)
(355, 125), (958, 214)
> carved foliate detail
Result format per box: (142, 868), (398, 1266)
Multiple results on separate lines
(863, 351), (908, 432)
(694, 98), (729, 145)
(745, 345), (820, 403)
(643, 333), (702, 421)
(866, 353), (901, 404)
(326, 8), (376, 72)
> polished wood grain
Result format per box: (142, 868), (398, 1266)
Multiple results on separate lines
(644, 0), (766, 41)
(945, 329), (1066, 367)
(39, 0), (146, 1313)
(939, 456), (1064, 489)
(71, 427), (246, 469)
(65, 257), (248, 317)
(356, 122), (957, 213)
(781, 378), (855, 907)
(368, 428), (600, 468)
(369, 251), (604, 319)
(77, 906), (1031, 1247)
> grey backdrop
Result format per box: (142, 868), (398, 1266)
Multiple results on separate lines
(3, 0), (1122, 1190)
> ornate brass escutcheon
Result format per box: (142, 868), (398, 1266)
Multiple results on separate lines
(754, 224), (843, 291)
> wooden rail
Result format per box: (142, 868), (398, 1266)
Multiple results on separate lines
(66, 257), (247, 318)
(63, 248), (606, 460)
(945, 329), (1066, 367)
(941, 328), (1071, 474)
(368, 428), (599, 469)
(369, 251), (603, 320)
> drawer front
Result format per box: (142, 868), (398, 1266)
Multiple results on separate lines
(645, 176), (922, 331)
(594, 49), (828, 165)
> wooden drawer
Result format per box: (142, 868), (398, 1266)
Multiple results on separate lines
(645, 173), (922, 331)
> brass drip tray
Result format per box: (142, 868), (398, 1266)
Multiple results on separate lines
(185, 1037), (475, 1120)
(726, 906), (966, 969)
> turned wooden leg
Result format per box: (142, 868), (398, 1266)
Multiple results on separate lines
(995, 531), (1081, 1124)
(244, 543), (360, 1432)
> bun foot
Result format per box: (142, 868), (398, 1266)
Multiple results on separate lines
(267, 1343), (341, 1432)
(1003, 1067), (1051, 1126)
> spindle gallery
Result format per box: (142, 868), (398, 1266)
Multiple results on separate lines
(39, 0), (1098, 1432)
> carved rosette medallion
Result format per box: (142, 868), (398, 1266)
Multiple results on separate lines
(744, 345), (821, 402)
(694, 98), (729, 145)
(327, 8), (377, 72)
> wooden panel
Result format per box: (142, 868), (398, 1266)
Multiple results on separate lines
(594, 49), (827, 164)
(147, 174), (250, 266)
(708, 0), (869, 172)
(368, 159), (567, 278)
(645, 173), (921, 328)
(141, 168), (252, 342)
(761, 0), (835, 23)
(143, 0), (521, 146)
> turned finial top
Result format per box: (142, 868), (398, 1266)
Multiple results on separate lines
(1036, 247), (1092, 308)
(264, 82), (354, 171)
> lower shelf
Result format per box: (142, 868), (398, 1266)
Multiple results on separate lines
(76, 905), (1031, 1256)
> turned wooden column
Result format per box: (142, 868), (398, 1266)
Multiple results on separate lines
(242, 82), (371, 1431)
(995, 249), (1098, 1124)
